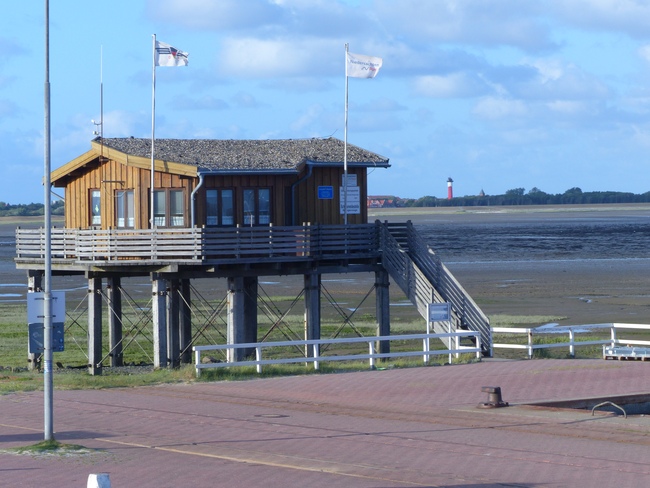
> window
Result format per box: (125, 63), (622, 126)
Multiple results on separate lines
(206, 189), (234, 226)
(243, 188), (271, 226)
(116, 190), (134, 228)
(90, 189), (101, 226)
(152, 189), (185, 227)
(153, 191), (166, 226)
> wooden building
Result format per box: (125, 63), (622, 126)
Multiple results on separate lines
(52, 137), (389, 230)
(17, 137), (490, 374)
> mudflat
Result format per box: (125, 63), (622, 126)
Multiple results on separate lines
(370, 204), (650, 325)
(3, 205), (650, 326)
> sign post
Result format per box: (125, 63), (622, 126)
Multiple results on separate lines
(427, 303), (452, 363)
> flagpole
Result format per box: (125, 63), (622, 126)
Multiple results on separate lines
(150, 34), (156, 229)
(343, 43), (349, 225)
(43, 0), (54, 442)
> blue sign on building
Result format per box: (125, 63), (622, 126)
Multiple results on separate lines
(318, 186), (334, 199)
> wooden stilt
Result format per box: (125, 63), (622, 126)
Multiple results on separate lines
(304, 272), (321, 357)
(152, 275), (167, 368)
(88, 277), (103, 375)
(107, 276), (123, 367)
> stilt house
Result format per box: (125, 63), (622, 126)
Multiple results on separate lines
(16, 137), (490, 374)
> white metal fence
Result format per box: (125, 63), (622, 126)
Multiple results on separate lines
(193, 331), (482, 377)
(492, 323), (650, 359)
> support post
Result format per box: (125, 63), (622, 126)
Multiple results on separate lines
(243, 276), (258, 357)
(167, 279), (180, 368)
(304, 272), (321, 357)
(179, 279), (192, 364)
(227, 276), (245, 362)
(152, 275), (167, 368)
(27, 271), (43, 371)
(107, 276), (123, 367)
(375, 269), (390, 355)
(88, 277), (103, 375)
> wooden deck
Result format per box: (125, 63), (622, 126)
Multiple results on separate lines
(15, 224), (380, 266)
(15, 221), (491, 355)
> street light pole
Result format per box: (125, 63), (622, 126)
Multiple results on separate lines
(43, 0), (54, 441)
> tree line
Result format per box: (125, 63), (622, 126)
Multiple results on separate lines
(0, 201), (64, 217)
(2, 186), (649, 217)
(397, 187), (650, 207)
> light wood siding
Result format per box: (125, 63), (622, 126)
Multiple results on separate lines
(57, 155), (370, 229)
(59, 157), (194, 230)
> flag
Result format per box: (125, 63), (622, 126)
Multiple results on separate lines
(346, 51), (382, 78)
(155, 41), (189, 67)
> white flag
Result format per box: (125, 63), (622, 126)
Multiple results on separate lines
(155, 41), (189, 67)
(346, 51), (382, 78)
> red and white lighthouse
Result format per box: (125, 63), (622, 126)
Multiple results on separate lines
(447, 177), (453, 200)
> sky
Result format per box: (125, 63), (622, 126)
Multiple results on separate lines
(3, 0), (650, 204)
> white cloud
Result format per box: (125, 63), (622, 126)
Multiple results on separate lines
(219, 37), (337, 78)
(290, 104), (325, 132)
(374, 0), (555, 52)
(231, 92), (260, 108)
(546, 100), (588, 115)
(638, 45), (650, 64)
(473, 97), (528, 119)
(515, 59), (610, 101)
(414, 73), (489, 98)
(551, 0), (650, 38)
(147, 0), (283, 30)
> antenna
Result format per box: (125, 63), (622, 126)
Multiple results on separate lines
(91, 46), (106, 162)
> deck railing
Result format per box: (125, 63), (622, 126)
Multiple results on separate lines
(15, 224), (380, 263)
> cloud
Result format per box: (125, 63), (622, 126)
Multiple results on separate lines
(515, 59), (610, 100)
(290, 103), (325, 132)
(173, 95), (229, 111)
(374, 0), (556, 52)
(146, 0), (284, 30)
(551, 0), (650, 38)
(414, 72), (490, 98)
(231, 92), (261, 108)
(219, 37), (337, 78)
(473, 97), (528, 119)
(639, 44), (650, 64)
(0, 99), (19, 118)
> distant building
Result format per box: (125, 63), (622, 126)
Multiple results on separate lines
(367, 196), (396, 208)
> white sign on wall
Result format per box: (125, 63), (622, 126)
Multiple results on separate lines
(340, 186), (360, 214)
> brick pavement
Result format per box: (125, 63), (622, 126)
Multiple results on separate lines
(1, 359), (650, 487)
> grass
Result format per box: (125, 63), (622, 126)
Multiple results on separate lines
(0, 292), (459, 394)
(3, 439), (96, 457)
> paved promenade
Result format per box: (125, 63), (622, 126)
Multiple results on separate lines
(2, 359), (650, 487)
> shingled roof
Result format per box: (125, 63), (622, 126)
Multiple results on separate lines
(97, 137), (389, 172)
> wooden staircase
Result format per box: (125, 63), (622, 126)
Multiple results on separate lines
(378, 220), (491, 356)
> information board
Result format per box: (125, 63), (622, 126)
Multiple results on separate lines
(428, 302), (451, 322)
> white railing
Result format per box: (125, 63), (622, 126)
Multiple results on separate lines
(492, 323), (650, 359)
(193, 331), (482, 377)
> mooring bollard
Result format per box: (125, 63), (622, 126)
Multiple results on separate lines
(87, 473), (111, 488)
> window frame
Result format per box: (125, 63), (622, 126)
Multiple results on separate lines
(152, 188), (186, 228)
(205, 188), (235, 227)
(243, 187), (271, 226)
(90, 189), (101, 227)
(115, 190), (135, 229)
